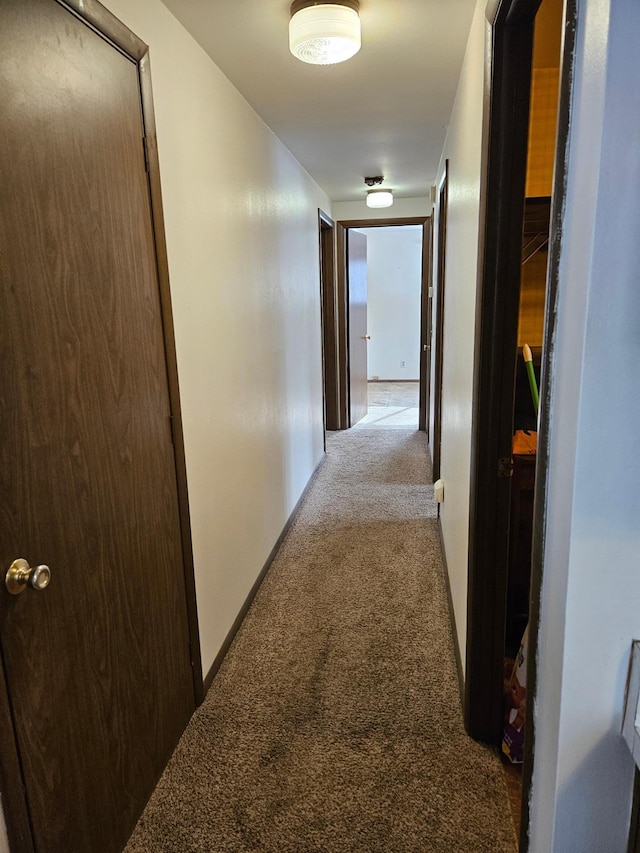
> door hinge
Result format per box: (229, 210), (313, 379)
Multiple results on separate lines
(142, 136), (150, 173)
(497, 457), (514, 478)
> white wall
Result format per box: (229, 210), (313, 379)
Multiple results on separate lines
(100, 0), (330, 675)
(530, 0), (640, 849)
(333, 197), (431, 221)
(432, 0), (487, 669)
(355, 226), (423, 380)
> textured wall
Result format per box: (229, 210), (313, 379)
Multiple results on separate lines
(431, 0), (487, 670)
(101, 0), (330, 674)
(333, 197), (430, 222)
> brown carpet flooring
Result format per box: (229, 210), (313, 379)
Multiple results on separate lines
(125, 428), (516, 852)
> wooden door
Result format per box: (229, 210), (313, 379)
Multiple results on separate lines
(0, 2), (195, 851)
(319, 212), (340, 431)
(347, 230), (368, 426)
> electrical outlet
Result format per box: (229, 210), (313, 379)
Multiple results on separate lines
(401, 360), (406, 368)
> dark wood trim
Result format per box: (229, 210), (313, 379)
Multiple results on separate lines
(432, 162), (449, 480)
(337, 216), (428, 229)
(519, 2), (577, 850)
(319, 210), (334, 227)
(203, 455), (326, 697)
(336, 216), (430, 431)
(486, 0), (540, 24)
(419, 217), (433, 433)
(0, 5), (202, 851)
(335, 225), (350, 429)
(318, 210), (340, 434)
(437, 517), (465, 710)
(319, 208), (334, 232)
(505, 0), (542, 24)
(61, 0), (147, 60)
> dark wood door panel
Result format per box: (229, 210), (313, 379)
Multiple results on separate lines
(0, 1), (194, 850)
(320, 214), (340, 431)
(432, 164), (449, 480)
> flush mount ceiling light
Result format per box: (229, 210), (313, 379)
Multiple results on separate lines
(289, 0), (361, 66)
(364, 176), (393, 208)
(366, 190), (394, 208)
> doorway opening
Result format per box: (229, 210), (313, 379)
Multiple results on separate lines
(335, 216), (432, 431)
(465, 0), (572, 847)
(354, 224), (424, 429)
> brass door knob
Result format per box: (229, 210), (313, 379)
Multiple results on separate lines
(5, 558), (52, 595)
(362, 335), (371, 340)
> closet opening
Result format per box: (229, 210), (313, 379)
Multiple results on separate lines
(465, 0), (572, 847)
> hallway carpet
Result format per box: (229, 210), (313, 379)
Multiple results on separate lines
(125, 429), (516, 853)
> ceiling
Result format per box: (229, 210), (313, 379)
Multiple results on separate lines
(161, 0), (477, 202)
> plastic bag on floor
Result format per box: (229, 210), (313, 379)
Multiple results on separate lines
(502, 625), (528, 764)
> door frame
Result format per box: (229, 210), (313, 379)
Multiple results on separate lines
(0, 1), (202, 849)
(419, 216), (434, 434)
(465, 0), (576, 848)
(336, 216), (431, 430)
(318, 210), (340, 434)
(431, 162), (449, 479)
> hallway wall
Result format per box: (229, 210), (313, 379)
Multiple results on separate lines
(333, 197), (430, 221)
(431, 0), (487, 670)
(101, 0), (331, 675)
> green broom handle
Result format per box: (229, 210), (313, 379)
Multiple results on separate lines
(523, 344), (539, 415)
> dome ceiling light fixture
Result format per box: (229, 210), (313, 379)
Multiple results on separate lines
(289, 0), (361, 66)
(365, 176), (394, 208)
